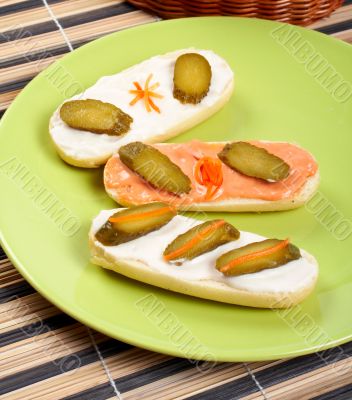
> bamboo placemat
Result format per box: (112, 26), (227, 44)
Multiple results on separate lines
(1, 1), (352, 399)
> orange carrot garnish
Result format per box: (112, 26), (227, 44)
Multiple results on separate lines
(109, 206), (175, 224)
(148, 97), (161, 113)
(164, 220), (225, 261)
(129, 73), (163, 113)
(194, 156), (223, 200)
(133, 82), (143, 91)
(219, 239), (290, 274)
(129, 94), (143, 106)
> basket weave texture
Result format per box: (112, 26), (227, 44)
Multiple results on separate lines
(128, 0), (343, 26)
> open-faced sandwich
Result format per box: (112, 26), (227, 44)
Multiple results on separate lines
(49, 49), (234, 167)
(89, 202), (318, 308)
(104, 140), (319, 212)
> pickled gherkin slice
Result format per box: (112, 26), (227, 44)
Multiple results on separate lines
(95, 202), (176, 246)
(218, 142), (290, 181)
(173, 53), (212, 104)
(163, 220), (240, 262)
(60, 99), (133, 136)
(119, 142), (191, 195)
(216, 239), (301, 277)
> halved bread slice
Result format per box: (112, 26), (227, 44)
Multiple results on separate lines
(89, 210), (318, 308)
(104, 140), (319, 212)
(49, 49), (234, 168)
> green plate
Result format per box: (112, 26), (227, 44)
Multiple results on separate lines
(1, 17), (352, 362)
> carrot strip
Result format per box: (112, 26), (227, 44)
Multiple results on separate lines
(164, 220), (225, 261)
(133, 82), (142, 90)
(194, 161), (202, 183)
(148, 91), (164, 99)
(144, 74), (151, 112)
(149, 82), (160, 91)
(220, 239), (290, 274)
(129, 94), (143, 106)
(145, 74), (152, 90)
(205, 184), (220, 201)
(109, 206), (175, 224)
(148, 97), (160, 113)
(144, 90), (151, 112)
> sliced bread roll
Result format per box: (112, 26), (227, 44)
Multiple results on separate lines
(89, 210), (318, 308)
(49, 49), (234, 168)
(104, 140), (319, 212)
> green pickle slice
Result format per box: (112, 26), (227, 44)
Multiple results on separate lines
(60, 99), (132, 136)
(119, 142), (191, 195)
(95, 202), (176, 246)
(173, 53), (212, 104)
(218, 142), (290, 181)
(163, 220), (240, 262)
(216, 239), (301, 277)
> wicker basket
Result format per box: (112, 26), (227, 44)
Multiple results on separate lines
(128, 0), (343, 26)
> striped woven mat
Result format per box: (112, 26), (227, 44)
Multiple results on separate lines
(1, 1), (352, 399)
